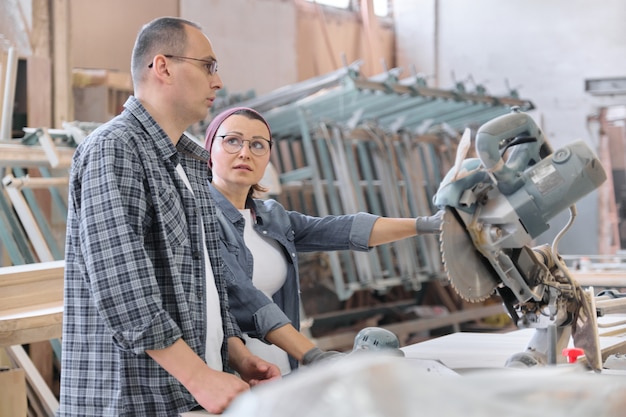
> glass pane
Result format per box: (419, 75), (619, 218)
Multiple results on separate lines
(373, 0), (389, 17)
(304, 0), (351, 9)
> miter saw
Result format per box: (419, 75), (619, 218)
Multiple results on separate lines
(434, 107), (607, 371)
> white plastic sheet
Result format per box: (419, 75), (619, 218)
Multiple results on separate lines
(225, 353), (626, 417)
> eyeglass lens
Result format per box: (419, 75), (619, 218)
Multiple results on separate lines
(201, 60), (218, 75)
(220, 135), (271, 156)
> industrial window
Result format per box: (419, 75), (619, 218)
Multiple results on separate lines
(305, 0), (351, 8)
(304, 0), (391, 17)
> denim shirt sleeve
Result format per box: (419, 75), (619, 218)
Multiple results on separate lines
(285, 209), (379, 252)
(349, 212), (379, 250)
(221, 247), (291, 342)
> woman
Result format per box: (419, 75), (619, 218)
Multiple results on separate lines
(205, 107), (442, 375)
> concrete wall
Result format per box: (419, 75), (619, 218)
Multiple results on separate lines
(395, 0), (626, 254)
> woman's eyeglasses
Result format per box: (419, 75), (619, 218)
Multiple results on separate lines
(217, 135), (272, 156)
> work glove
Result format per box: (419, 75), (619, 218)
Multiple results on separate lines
(415, 210), (444, 235)
(301, 347), (344, 366)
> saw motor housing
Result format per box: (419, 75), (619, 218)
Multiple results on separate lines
(436, 110), (605, 242)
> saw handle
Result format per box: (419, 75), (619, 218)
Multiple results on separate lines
(475, 108), (550, 195)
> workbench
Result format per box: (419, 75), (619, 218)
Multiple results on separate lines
(402, 325), (626, 371)
(219, 315), (626, 417)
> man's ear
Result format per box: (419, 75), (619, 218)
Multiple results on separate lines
(150, 55), (173, 83)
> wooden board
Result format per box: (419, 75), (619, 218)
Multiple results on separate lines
(0, 367), (27, 417)
(571, 271), (626, 288)
(402, 320), (626, 371)
(0, 261), (64, 347)
(0, 143), (74, 168)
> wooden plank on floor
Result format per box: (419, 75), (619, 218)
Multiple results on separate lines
(0, 365), (27, 417)
(6, 345), (58, 416)
(29, 342), (54, 398)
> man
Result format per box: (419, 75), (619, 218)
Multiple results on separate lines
(58, 17), (280, 416)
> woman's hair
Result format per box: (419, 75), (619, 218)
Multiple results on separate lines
(204, 107), (272, 199)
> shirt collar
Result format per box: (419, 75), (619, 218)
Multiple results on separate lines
(123, 96), (210, 165)
(209, 183), (260, 224)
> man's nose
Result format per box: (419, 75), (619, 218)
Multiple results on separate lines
(211, 72), (224, 90)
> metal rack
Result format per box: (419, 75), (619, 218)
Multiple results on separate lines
(213, 63), (534, 300)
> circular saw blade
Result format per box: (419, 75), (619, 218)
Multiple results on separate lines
(440, 208), (499, 302)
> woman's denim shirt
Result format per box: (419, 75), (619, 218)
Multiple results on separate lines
(209, 184), (378, 369)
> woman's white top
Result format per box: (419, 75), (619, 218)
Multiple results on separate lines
(239, 208), (291, 375)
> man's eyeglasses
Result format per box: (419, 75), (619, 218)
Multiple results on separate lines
(217, 135), (273, 156)
(148, 54), (218, 75)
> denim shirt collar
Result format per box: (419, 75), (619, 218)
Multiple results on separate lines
(208, 183), (261, 225)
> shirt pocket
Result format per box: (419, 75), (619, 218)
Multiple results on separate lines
(158, 187), (189, 247)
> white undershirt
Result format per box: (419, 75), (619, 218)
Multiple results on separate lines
(239, 209), (291, 375)
(175, 164), (223, 371)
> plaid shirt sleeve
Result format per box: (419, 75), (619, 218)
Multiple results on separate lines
(70, 124), (184, 353)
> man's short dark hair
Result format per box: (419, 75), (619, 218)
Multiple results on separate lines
(131, 17), (202, 86)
